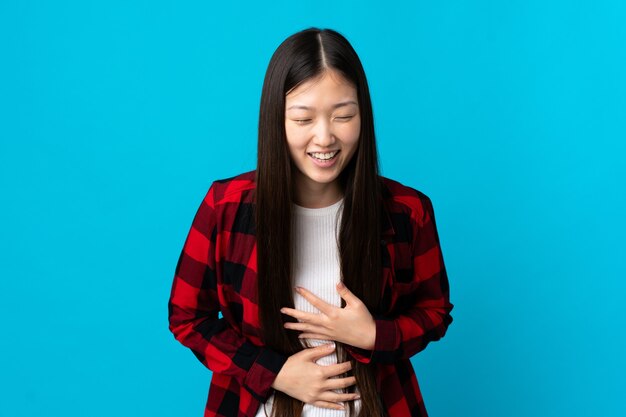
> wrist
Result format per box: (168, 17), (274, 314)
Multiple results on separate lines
(360, 318), (376, 350)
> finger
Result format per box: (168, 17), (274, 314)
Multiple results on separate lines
(324, 376), (358, 390)
(295, 286), (333, 314)
(283, 321), (313, 331)
(311, 401), (345, 411)
(284, 323), (327, 335)
(300, 343), (335, 361)
(280, 307), (318, 323)
(317, 391), (361, 403)
(321, 360), (353, 378)
(336, 281), (360, 305)
(297, 333), (332, 340)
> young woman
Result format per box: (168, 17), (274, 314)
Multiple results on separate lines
(168, 28), (453, 417)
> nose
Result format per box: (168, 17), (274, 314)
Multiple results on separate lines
(312, 118), (335, 147)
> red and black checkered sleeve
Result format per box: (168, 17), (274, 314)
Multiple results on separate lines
(348, 193), (454, 364)
(168, 182), (287, 402)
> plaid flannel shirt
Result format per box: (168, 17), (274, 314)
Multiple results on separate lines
(168, 170), (453, 417)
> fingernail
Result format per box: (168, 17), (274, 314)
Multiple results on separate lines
(354, 394), (361, 399)
(337, 282), (345, 289)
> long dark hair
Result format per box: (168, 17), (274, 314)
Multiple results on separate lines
(255, 27), (385, 417)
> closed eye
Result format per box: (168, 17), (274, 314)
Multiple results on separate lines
(293, 119), (312, 125)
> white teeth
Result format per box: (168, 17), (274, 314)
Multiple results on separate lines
(309, 151), (338, 160)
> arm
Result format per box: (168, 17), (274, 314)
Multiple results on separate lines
(168, 182), (287, 402)
(345, 193), (454, 364)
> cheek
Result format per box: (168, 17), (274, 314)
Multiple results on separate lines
(339, 123), (361, 146)
(285, 125), (304, 147)
(285, 135), (308, 159)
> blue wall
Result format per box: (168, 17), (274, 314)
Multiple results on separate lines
(1, 1), (624, 416)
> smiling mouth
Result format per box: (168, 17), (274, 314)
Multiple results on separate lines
(307, 150), (340, 161)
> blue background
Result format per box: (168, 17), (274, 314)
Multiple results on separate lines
(1, 1), (625, 416)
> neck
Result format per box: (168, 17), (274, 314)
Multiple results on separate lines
(293, 175), (343, 208)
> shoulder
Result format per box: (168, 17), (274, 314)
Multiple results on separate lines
(206, 170), (256, 206)
(380, 176), (435, 225)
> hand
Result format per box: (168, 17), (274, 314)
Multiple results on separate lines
(281, 282), (376, 350)
(271, 343), (360, 410)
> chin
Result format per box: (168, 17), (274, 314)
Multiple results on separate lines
(302, 171), (339, 185)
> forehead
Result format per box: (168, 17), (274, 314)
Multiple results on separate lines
(285, 70), (357, 104)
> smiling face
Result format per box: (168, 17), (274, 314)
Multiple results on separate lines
(285, 69), (361, 207)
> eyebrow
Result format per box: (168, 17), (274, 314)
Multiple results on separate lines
(286, 100), (358, 111)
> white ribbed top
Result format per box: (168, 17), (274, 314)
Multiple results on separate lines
(255, 197), (361, 417)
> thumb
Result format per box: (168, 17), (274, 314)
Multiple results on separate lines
(302, 343), (336, 361)
(336, 281), (359, 305)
